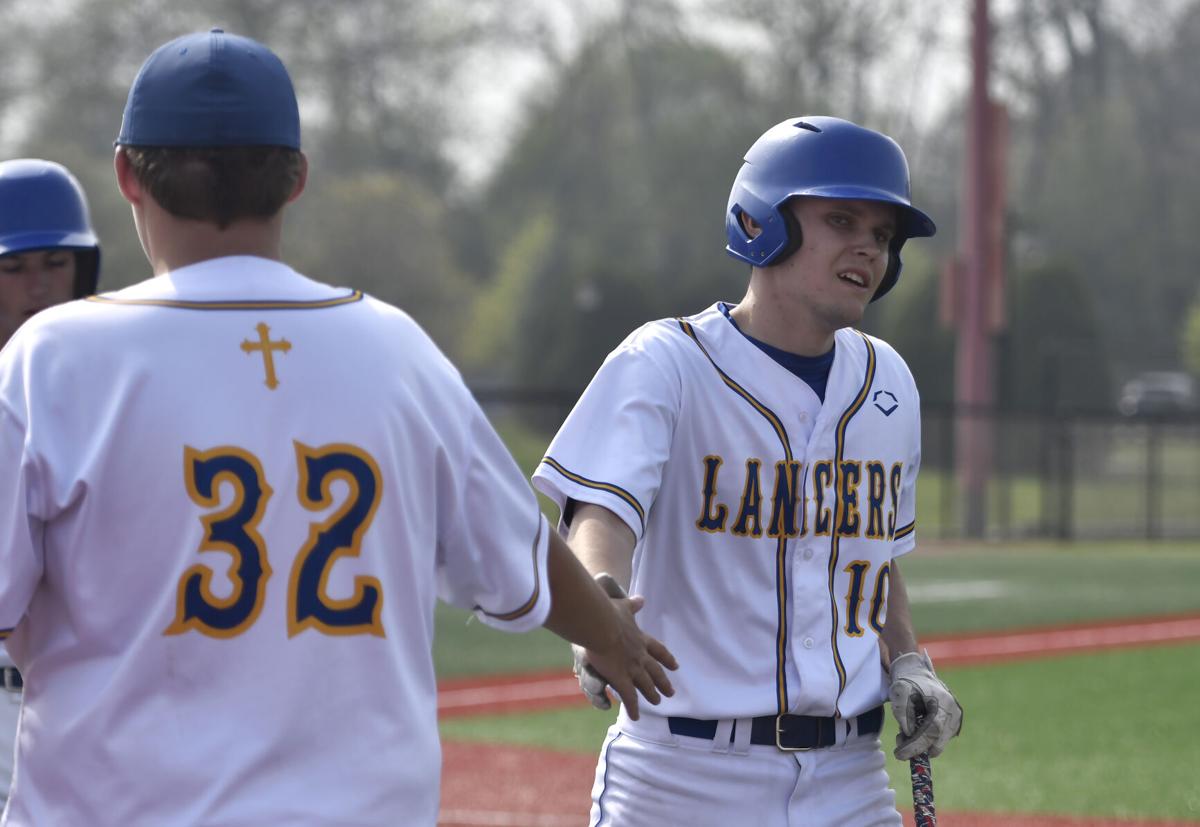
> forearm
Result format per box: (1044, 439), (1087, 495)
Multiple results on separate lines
(880, 561), (920, 659)
(550, 501), (675, 718)
(542, 529), (622, 651)
(566, 502), (636, 588)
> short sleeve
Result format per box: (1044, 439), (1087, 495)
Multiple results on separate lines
(435, 387), (550, 633)
(533, 330), (681, 541)
(0, 396), (44, 638)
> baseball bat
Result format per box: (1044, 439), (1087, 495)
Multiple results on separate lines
(908, 696), (936, 827)
(909, 752), (936, 827)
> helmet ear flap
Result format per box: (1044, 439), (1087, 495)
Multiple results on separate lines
(728, 197), (806, 268)
(766, 199), (804, 267)
(73, 249), (101, 298)
(871, 240), (904, 302)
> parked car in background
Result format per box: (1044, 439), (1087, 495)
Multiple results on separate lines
(1117, 371), (1198, 417)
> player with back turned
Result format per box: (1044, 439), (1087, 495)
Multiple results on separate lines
(533, 116), (963, 826)
(0, 158), (102, 814)
(0, 30), (674, 826)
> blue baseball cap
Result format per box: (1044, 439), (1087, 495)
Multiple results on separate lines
(116, 29), (300, 149)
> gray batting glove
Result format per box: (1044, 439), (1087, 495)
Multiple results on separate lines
(889, 650), (963, 760)
(571, 573), (628, 711)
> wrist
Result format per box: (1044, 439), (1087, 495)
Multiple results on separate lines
(890, 649), (932, 676)
(593, 571), (629, 600)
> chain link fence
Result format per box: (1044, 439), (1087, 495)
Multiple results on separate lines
(474, 387), (1200, 541)
(921, 407), (1200, 540)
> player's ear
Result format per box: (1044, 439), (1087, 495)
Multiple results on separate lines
(740, 211), (763, 240)
(113, 148), (143, 207)
(285, 152), (308, 204)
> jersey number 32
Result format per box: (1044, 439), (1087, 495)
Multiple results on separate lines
(165, 442), (384, 640)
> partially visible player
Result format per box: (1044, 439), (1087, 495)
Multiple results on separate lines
(534, 116), (962, 826)
(0, 30), (673, 826)
(0, 158), (101, 812)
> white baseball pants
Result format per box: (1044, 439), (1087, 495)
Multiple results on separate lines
(589, 711), (902, 827)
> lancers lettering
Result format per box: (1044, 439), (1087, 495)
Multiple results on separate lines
(695, 455), (904, 540)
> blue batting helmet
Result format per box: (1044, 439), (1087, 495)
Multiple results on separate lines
(0, 159), (101, 298)
(725, 116), (935, 301)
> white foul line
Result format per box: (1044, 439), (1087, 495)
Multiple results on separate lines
(439, 809), (579, 826)
(439, 678), (580, 711)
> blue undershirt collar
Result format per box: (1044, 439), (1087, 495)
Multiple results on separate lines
(718, 302), (835, 401)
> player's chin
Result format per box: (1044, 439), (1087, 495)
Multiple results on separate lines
(828, 298), (869, 328)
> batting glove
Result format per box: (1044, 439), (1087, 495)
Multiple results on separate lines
(571, 573), (628, 711)
(889, 650), (963, 760)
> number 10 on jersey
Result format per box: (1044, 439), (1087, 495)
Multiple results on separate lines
(165, 442), (385, 640)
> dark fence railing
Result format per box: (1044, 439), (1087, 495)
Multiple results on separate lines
(473, 386), (1200, 541)
(920, 406), (1200, 540)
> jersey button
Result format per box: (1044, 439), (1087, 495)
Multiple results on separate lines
(803, 637), (814, 649)
(802, 548), (814, 561)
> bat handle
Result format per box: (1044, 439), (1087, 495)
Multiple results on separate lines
(910, 752), (936, 827)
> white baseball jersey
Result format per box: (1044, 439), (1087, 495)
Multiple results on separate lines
(533, 302), (920, 721)
(0, 256), (550, 827)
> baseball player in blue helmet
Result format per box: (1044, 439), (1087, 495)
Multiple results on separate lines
(0, 29), (674, 826)
(0, 157), (100, 808)
(534, 116), (962, 826)
(0, 159), (100, 343)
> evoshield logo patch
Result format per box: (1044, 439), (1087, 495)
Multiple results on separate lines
(873, 390), (898, 416)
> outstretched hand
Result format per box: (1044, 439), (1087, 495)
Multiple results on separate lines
(573, 574), (677, 720)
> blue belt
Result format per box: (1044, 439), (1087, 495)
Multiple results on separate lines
(667, 704), (884, 751)
(1, 666), (22, 691)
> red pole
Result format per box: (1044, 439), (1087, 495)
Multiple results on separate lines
(955, 0), (994, 538)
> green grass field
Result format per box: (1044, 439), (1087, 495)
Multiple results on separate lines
(884, 644), (1200, 820)
(434, 542), (1200, 676)
(442, 644), (1200, 820)
(435, 542), (1200, 821)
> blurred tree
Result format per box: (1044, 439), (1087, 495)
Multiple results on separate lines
(461, 210), (556, 374)
(997, 0), (1114, 200)
(1182, 300), (1200, 378)
(700, 0), (938, 138)
(463, 23), (762, 384)
(284, 168), (473, 354)
(996, 260), (1112, 414)
(994, 0), (1200, 383)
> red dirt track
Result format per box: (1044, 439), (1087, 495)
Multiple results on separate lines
(439, 614), (1200, 826)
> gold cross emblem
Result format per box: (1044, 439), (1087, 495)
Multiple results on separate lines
(240, 322), (291, 390)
